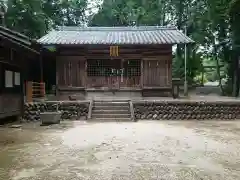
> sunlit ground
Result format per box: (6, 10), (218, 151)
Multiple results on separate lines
(0, 120), (240, 180)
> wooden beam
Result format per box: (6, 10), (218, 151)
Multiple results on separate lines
(142, 55), (171, 61)
(57, 45), (172, 57)
(0, 60), (21, 67)
(84, 60), (87, 88)
(40, 49), (43, 82)
(166, 59), (169, 86)
(93, 49), (171, 53)
(57, 44), (172, 50)
(141, 59), (144, 88)
(0, 34), (39, 54)
(58, 51), (172, 57)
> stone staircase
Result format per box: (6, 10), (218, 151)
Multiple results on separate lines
(91, 100), (131, 121)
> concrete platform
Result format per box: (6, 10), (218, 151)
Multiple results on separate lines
(46, 91), (240, 102)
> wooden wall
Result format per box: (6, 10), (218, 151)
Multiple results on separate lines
(57, 44), (172, 59)
(142, 55), (172, 88)
(56, 44), (172, 89)
(0, 94), (22, 119)
(0, 44), (24, 119)
(56, 56), (85, 89)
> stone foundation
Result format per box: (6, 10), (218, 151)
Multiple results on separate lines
(23, 100), (240, 121)
(23, 101), (89, 122)
(133, 101), (240, 120)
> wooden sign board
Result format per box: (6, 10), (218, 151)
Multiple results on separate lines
(110, 46), (119, 57)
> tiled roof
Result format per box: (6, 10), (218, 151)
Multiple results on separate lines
(0, 26), (32, 46)
(38, 26), (194, 45)
(0, 26), (39, 54)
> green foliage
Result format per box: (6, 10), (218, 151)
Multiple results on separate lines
(89, 0), (240, 93)
(1, 0), (240, 94)
(194, 74), (208, 84)
(3, 0), (88, 38)
(5, 0), (47, 38)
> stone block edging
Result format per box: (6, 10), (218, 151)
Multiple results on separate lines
(23, 101), (90, 122)
(133, 100), (240, 120)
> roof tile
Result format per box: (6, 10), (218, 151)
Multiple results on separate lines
(38, 26), (194, 45)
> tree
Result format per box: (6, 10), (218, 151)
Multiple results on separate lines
(3, 0), (88, 38)
(229, 0), (240, 96)
(0, 0), (8, 25)
(5, 0), (48, 38)
(1, 0), (238, 96)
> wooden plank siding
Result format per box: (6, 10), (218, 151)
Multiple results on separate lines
(142, 56), (172, 88)
(0, 94), (22, 118)
(56, 45), (172, 90)
(0, 44), (25, 119)
(57, 45), (172, 58)
(57, 56), (85, 89)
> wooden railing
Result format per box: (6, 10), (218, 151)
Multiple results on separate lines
(26, 81), (45, 102)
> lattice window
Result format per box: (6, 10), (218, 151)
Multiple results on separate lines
(87, 59), (112, 77)
(124, 60), (141, 77)
(87, 59), (141, 77)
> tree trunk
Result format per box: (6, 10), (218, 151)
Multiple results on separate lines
(176, 0), (184, 73)
(214, 45), (224, 95)
(232, 51), (240, 97)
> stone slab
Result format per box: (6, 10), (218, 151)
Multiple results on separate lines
(40, 112), (61, 125)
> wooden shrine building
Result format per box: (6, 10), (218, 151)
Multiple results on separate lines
(0, 26), (39, 120)
(38, 26), (193, 99)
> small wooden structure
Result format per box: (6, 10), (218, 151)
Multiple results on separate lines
(26, 81), (45, 102)
(0, 26), (39, 120)
(38, 26), (193, 98)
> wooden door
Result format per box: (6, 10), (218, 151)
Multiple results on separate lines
(143, 60), (168, 87)
(108, 59), (121, 89)
(119, 59), (141, 88)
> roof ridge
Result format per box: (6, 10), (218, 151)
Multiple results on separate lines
(56, 26), (177, 32)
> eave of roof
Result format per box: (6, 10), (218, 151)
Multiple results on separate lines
(37, 26), (195, 45)
(0, 26), (39, 54)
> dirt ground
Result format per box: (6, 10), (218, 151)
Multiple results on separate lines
(0, 120), (240, 180)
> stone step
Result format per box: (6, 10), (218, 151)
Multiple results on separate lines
(92, 110), (130, 114)
(90, 118), (131, 122)
(91, 100), (131, 121)
(93, 106), (129, 110)
(94, 100), (129, 103)
(94, 102), (129, 107)
(92, 114), (130, 119)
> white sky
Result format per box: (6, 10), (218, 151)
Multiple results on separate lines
(85, 0), (102, 16)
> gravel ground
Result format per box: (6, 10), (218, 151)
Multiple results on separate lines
(0, 121), (240, 180)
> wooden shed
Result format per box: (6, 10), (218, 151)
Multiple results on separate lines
(38, 26), (193, 99)
(0, 26), (39, 120)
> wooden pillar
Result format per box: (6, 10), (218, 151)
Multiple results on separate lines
(166, 59), (169, 86)
(40, 49), (43, 82)
(26, 81), (33, 102)
(169, 54), (173, 87)
(55, 56), (59, 97)
(10, 48), (13, 61)
(84, 59), (87, 88)
(40, 82), (45, 97)
(141, 59), (144, 88)
(20, 67), (24, 117)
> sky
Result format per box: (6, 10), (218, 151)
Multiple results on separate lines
(85, 0), (102, 16)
